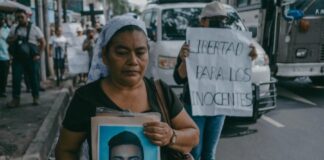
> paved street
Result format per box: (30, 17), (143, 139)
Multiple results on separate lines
(0, 77), (71, 159)
(217, 78), (324, 160)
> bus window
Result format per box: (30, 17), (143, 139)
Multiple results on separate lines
(143, 11), (157, 41)
(161, 8), (201, 40)
(250, 0), (261, 5)
(291, 0), (324, 16)
(237, 0), (248, 7)
(226, 12), (247, 31)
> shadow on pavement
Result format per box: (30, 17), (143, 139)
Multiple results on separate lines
(221, 117), (258, 138)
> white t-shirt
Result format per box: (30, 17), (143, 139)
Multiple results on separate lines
(74, 35), (86, 46)
(49, 35), (68, 59)
(9, 23), (44, 45)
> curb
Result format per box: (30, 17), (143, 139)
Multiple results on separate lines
(22, 89), (70, 160)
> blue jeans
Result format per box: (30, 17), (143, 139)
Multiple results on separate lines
(12, 59), (40, 98)
(187, 104), (225, 160)
(0, 60), (10, 94)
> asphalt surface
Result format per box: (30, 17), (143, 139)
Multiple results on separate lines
(0, 79), (71, 159)
(216, 78), (324, 160)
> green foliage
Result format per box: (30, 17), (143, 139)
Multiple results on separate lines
(106, 0), (130, 16)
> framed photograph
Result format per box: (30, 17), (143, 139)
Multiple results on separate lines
(98, 125), (159, 160)
(91, 112), (160, 160)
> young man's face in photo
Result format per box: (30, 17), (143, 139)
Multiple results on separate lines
(110, 144), (143, 160)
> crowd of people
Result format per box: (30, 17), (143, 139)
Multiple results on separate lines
(0, 9), (100, 107)
(55, 2), (257, 160)
(0, 1), (257, 160)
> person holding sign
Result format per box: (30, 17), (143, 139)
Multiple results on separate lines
(173, 2), (257, 160)
(83, 27), (96, 70)
(55, 16), (199, 160)
(75, 27), (88, 83)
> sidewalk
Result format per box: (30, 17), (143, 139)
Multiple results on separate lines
(0, 79), (71, 160)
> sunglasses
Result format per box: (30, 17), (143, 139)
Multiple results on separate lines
(206, 17), (228, 28)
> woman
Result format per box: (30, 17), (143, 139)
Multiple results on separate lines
(55, 16), (199, 160)
(173, 2), (257, 160)
(49, 27), (68, 81)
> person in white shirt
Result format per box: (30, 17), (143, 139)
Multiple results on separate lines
(49, 27), (68, 82)
(0, 14), (10, 97)
(75, 27), (87, 83)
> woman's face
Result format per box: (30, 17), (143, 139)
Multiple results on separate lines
(103, 30), (149, 86)
(200, 16), (228, 28)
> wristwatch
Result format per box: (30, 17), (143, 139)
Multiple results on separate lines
(170, 129), (177, 145)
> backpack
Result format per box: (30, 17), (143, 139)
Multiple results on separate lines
(8, 22), (39, 60)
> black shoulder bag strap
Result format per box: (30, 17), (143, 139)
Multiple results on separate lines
(154, 79), (172, 125)
(25, 22), (32, 42)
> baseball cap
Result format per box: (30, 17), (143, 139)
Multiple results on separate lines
(76, 26), (83, 32)
(199, 1), (228, 19)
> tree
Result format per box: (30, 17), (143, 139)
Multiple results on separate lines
(106, 0), (130, 17)
(130, 6), (141, 15)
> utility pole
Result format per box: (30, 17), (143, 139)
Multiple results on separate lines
(55, 0), (62, 29)
(43, 0), (50, 78)
(62, 0), (67, 23)
(35, 0), (47, 81)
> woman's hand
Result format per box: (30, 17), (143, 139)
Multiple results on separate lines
(179, 43), (190, 61)
(143, 121), (173, 146)
(177, 43), (190, 79)
(249, 44), (258, 60)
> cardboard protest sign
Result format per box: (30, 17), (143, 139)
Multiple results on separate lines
(67, 44), (89, 74)
(186, 27), (253, 117)
(91, 112), (160, 160)
(62, 23), (89, 74)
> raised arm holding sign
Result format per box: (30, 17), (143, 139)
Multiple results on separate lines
(173, 1), (257, 160)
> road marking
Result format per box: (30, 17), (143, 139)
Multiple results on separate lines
(277, 87), (317, 106)
(312, 85), (324, 89)
(261, 115), (285, 128)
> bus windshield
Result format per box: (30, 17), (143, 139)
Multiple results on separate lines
(292, 0), (324, 16)
(161, 6), (247, 40)
(162, 8), (202, 40)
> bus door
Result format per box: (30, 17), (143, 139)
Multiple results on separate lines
(276, 0), (324, 80)
(233, 0), (280, 74)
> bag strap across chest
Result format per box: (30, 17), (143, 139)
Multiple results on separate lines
(15, 22), (32, 42)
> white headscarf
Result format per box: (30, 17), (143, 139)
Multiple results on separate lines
(87, 15), (148, 83)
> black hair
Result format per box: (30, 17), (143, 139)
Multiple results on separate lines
(108, 131), (144, 159)
(15, 9), (28, 15)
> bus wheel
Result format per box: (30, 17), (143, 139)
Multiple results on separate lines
(310, 76), (324, 85)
